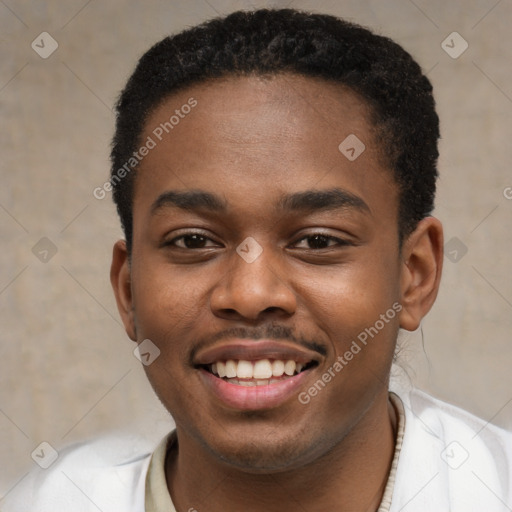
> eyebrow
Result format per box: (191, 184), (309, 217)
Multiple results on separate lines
(278, 188), (371, 215)
(151, 190), (227, 215)
(150, 187), (370, 216)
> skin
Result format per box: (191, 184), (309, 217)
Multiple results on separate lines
(111, 74), (443, 511)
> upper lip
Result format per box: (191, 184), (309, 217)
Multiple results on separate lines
(193, 339), (323, 366)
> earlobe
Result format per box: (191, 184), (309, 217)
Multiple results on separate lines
(398, 217), (444, 331)
(110, 240), (137, 341)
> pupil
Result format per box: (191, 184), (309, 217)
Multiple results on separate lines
(184, 234), (205, 248)
(309, 235), (329, 249)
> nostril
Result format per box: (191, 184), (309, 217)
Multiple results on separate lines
(263, 306), (282, 314)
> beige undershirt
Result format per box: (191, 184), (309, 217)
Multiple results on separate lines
(145, 392), (406, 512)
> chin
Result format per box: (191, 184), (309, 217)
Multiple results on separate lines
(217, 446), (307, 473)
(199, 426), (328, 474)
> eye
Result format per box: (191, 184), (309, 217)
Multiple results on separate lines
(168, 233), (219, 249)
(293, 234), (349, 250)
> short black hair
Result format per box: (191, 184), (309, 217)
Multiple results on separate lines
(111, 8), (439, 253)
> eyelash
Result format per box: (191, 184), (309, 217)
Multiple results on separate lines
(292, 234), (351, 250)
(165, 232), (219, 249)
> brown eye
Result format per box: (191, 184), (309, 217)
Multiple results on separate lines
(173, 234), (212, 249)
(306, 235), (331, 249)
(294, 234), (345, 250)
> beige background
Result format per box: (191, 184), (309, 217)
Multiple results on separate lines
(1, 0), (511, 495)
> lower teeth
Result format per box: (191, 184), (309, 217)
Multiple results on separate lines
(224, 376), (293, 386)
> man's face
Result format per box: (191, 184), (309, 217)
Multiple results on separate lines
(124, 74), (405, 470)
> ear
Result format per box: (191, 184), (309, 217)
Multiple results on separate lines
(398, 217), (444, 331)
(110, 240), (137, 341)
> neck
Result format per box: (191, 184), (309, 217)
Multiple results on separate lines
(166, 393), (398, 512)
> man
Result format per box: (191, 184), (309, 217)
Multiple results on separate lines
(3, 8), (511, 512)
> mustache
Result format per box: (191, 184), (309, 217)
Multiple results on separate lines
(190, 323), (328, 361)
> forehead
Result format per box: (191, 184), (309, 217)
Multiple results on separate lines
(134, 73), (396, 218)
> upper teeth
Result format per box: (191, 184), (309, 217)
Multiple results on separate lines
(212, 359), (304, 380)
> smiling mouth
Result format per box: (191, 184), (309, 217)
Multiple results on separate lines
(201, 358), (318, 386)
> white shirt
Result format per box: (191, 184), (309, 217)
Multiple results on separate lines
(2, 388), (511, 511)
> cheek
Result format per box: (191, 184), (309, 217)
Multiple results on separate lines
(297, 266), (401, 415)
(301, 252), (400, 318)
(131, 262), (214, 413)
(295, 250), (401, 355)
(131, 258), (211, 344)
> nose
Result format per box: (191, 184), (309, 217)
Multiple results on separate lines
(210, 244), (297, 322)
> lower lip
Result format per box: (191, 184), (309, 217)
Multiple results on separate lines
(199, 368), (311, 411)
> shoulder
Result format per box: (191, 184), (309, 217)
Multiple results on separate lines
(391, 387), (512, 512)
(1, 433), (155, 512)
(403, 388), (512, 460)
